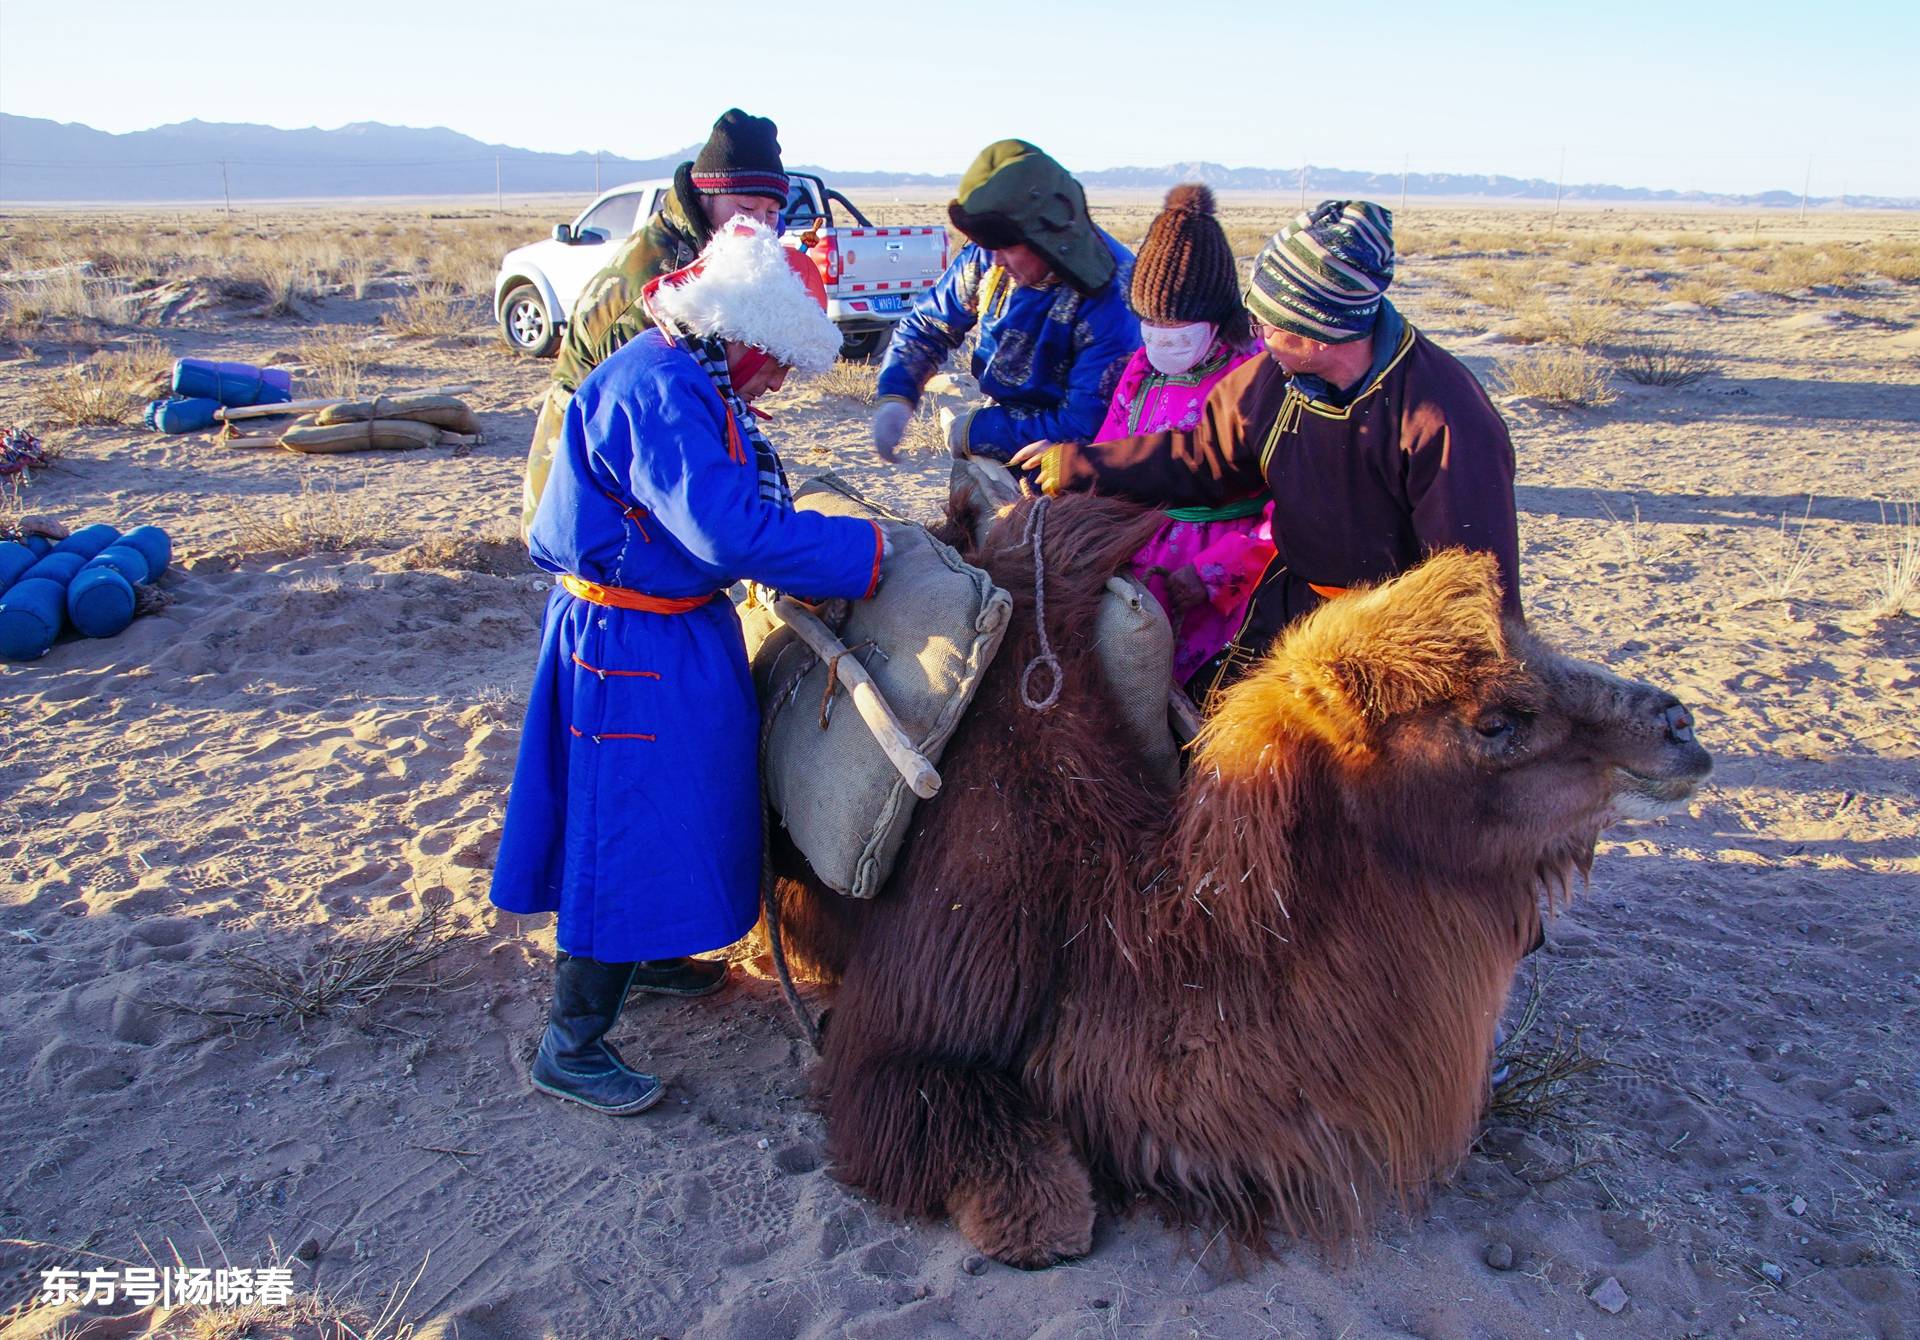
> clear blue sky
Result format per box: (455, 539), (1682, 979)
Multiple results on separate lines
(1, 0), (1913, 196)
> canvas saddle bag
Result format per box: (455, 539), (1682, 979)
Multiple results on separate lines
(741, 475), (1013, 899)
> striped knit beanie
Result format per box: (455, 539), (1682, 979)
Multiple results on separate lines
(689, 109), (788, 203)
(1246, 200), (1394, 343)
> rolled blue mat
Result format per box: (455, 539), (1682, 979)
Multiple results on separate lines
(0, 577), (67, 659)
(0, 540), (36, 594)
(52, 524), (120, 561)
(119, 525), (173, 578)
(67, 566), (136, 638)
(171, 358), (292, 407)
(145, 396), (224, 434)
(22, 551), (85, 587)
(86, 544), (151, 586)
(23, 535), (52, 558)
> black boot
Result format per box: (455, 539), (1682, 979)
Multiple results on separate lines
(530, 953), (664, 1115)
(629, 956), (729, 998)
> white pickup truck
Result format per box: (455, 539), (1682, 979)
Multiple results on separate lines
(494, 172), (948, 360)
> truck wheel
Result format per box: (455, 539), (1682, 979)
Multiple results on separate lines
(501, 283), (558, 358)
(838, 328), (886, 363)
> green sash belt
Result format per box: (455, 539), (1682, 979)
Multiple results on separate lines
(1164, 497), (1267, 524)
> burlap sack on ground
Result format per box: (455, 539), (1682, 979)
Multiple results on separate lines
(315, 394), (482, 435)
(949, 455), (1181, 787)
(743, 474), (1012, 899)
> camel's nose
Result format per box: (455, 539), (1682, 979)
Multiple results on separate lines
(1660, 702), (1695, 745)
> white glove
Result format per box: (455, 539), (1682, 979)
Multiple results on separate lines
(871, 398), (912, 462)
(939, 407), (974, 457)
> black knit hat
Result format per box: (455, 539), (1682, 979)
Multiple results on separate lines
(1131, 185), (1239, 327)
(689, 109), (788, 203)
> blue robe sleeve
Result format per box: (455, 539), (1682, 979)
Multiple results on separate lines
(962, 289), (1140, 459)
(604, 362), (881, 599)
(875, 246), (987, 405)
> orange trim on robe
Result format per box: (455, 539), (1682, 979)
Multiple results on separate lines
(863, 520), (885, 599)
(559, 574), (715, 614)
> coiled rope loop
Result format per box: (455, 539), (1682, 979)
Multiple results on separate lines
(1018, 497), (1062, 712)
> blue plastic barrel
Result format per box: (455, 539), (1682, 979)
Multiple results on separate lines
(171, 359), (292, 407)
(52, 524), (120, 561)
(66, 566), (136, 638)
(86, 544), (152, 586)
(119, 526), (173, 579)
(0, 577), (67, 659)
(0, 540), (35, 594)
(23, 535), (51, 558)
(145, 396), (224, 434)
(21, 551), (85, 587)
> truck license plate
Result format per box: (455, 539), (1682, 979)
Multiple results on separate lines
(871, 295), (905, 314)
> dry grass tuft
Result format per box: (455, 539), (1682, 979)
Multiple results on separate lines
(383, 282), (470, 338)
(1490, 972), (1605, 1134)
(399, 527), (533, 577)
(1617, 341), (1716, 388)
(1454, 262), (1546, 314)
(158, 903), (471, 1038)
(228, 474), (396, 557)
(298, 325), (369, 398)
(1869, 501), (1920, 619)
(1495, 347), (1616, 408)
(34, 347), (159, 427)
(1507, 300), (1624, 349)
(1734, 503), (1822, 608)
(815, 357), (878, 404)
(1668, 276), (1727, 309)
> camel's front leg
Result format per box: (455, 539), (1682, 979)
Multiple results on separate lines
(823, 1051), (1094, 1269)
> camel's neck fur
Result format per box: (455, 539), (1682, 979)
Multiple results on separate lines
(1036, 663), (1542, 1248)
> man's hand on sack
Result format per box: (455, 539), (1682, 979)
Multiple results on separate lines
(1166, 564), (1208, 613)
(870, 398), (912, 462)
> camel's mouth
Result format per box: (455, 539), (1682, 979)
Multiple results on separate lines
(1609, 765), (1708, 820)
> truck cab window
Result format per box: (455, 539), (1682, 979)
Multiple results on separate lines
(577, 192), (643, 243)
(781, 180), (818, 235)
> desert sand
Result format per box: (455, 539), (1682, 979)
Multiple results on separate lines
(0, 199), (1916, 1340)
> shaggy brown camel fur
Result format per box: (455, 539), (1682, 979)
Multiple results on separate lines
(772, 491), (1712, 1268)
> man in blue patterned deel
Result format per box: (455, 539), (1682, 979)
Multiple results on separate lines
(869, 140), (1140, 464)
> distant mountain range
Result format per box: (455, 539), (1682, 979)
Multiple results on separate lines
(2, 115), (1912, 210)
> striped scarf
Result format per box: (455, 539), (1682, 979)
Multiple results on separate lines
(685, 334), (791, 508)
(1246, 200), (1394, 344)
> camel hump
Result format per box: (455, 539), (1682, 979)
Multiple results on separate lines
(1230, 549), (1511, 734)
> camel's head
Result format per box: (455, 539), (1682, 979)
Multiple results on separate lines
(1197, 550), (1712, 891)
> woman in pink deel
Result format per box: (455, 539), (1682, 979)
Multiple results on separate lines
(1094, 186), (1270, 686)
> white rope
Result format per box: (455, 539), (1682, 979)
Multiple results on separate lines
(1018, 498), (1062, 712)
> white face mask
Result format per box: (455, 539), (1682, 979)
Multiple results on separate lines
(1140, 320), (1217, 375)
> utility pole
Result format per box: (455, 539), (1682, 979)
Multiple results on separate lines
(496, 154), (503, 214)
(219, 159), (231, 215)
(1552, 147), (1566, 225)
(1297, 164), (1307, 210)
(1399, 154), (1409, 216)
(595, 152), (602, 194)
(1799, 155), (1811, 223)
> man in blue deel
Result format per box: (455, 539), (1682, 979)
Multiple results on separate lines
(491, 219), (886, 1115)
(868, 139), (1139, 463)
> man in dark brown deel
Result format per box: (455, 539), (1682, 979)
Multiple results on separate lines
(1013, 199), (1521, 703)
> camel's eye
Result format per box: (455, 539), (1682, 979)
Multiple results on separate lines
(1474, 711), (1521, 743)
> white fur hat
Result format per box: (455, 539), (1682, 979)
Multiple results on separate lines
(645, 218), (842, 375)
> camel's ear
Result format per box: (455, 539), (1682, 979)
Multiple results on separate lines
(1282, 550), (1510, 727)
